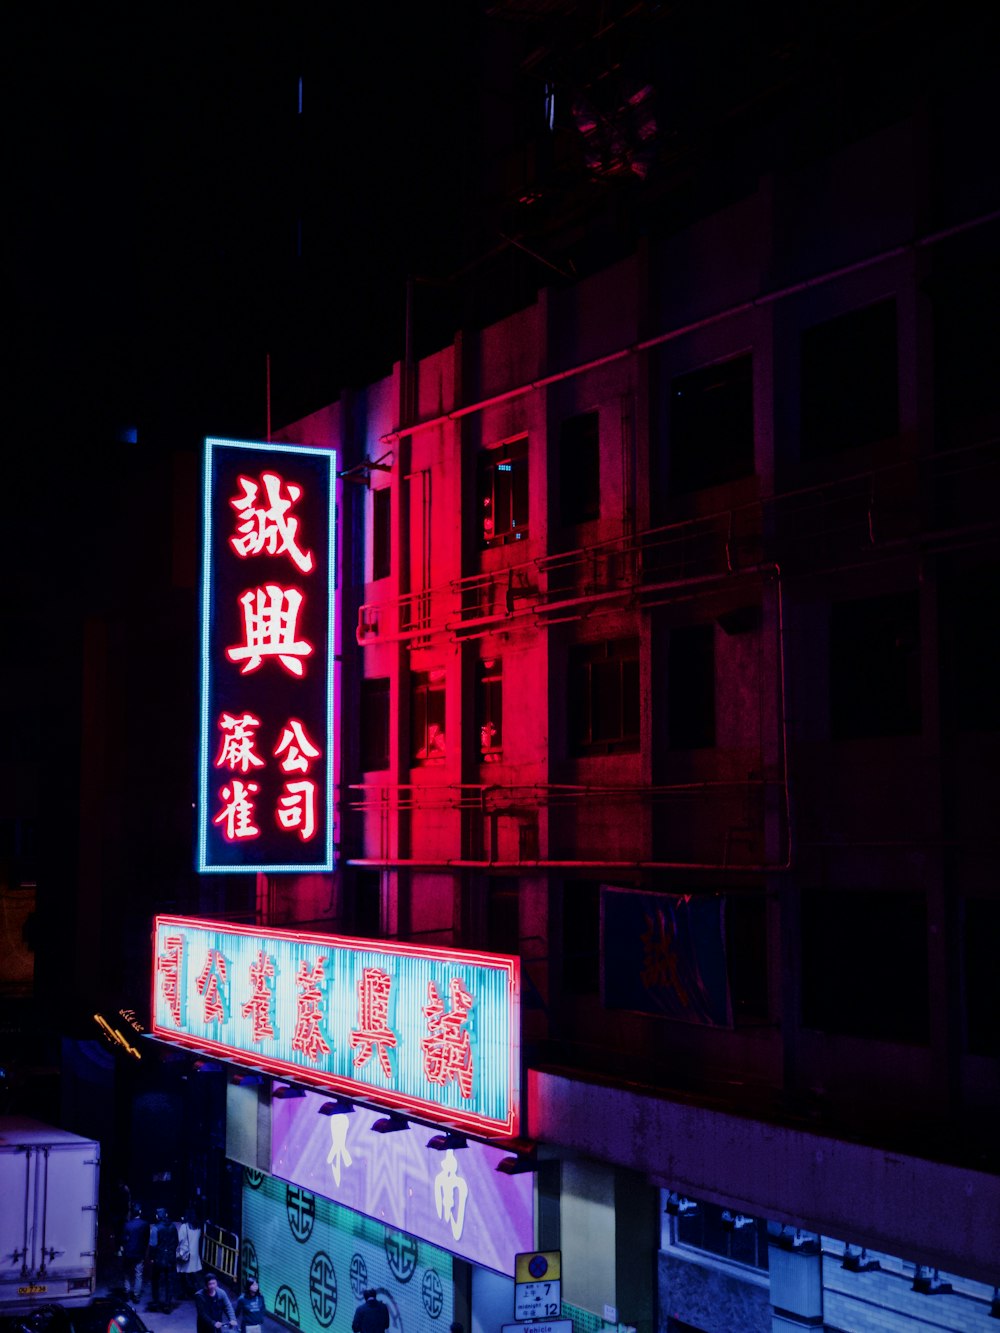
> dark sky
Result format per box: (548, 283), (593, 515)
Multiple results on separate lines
(9, 4), (480, 451)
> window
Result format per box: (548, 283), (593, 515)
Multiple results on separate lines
(671, 1198), (770, 1272)
(477, 658), (503, 761)
(558, 411), (600, 525)
(479, 436), (528, 546)
(488, 876), (520, 955)
(360, 677), (390, 772)
(801, 889), (929, 1042)
(964, 898), (1000, 1056)
(669, 354), (754, 494)
(727, 893), (768, 1023)
(568, 638), (640, 755)
(830, 591), (921, 739)
(411, 669), (446, 762)
(354, 869), (381, 937)
(372, 486), (391, 582)
(939, 562), (1000, 733)
(800, 299), (898, 459)
(668, 623), (715, 749)
(563, 879), (600, 994)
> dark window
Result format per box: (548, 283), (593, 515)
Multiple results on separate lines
(669, 354), (754, 494)
(800, 300), (899, 459)
(830, 591), (921, 739)
(477, 658), (503, 761)
(372, 486), (391, 582)
(964, 898), (1000, 1055)
(668, 623), (716, 749)
(939, 563), (1000, 733)
(931, 243), (1000, 449)
(488, 876), (520, 955)
(354, 869), (381, 937)
(801, 889), (929, 1042)
(360, 677), (390, 772)
(558, 411), (600, 525)
(727, 894), (768, 1023)
(411, 669), (446, 762)
(568, 638), (640, 755)
(563, 879), (600, 994)
(672, 1198), (769, 1272)
(479, 436), (529, 546)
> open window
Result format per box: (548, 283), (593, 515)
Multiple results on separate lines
(411, 669), (446, 763)
(476, 657), (503, 762)
(479, 436), (528, 546)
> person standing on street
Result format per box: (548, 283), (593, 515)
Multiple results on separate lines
(351, 1288), (389, 1333)
(120, 1205), (149, 1305)
(176, 1208), (204, 1298)
(196, 1275), (237, 1333)
(149, 1207), (179, 1312)
(234, 1277), (266, 1333)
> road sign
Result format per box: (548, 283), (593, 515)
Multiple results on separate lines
(514, 1250), (562, 1322)
(503, 1322), (573, 1333)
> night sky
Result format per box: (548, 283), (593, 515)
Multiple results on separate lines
(9, 4), (480, 451)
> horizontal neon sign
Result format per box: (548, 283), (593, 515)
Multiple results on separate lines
(151, 916), (521, 1137)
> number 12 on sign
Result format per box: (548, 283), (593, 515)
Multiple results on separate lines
(515, 1281), (562, 1321)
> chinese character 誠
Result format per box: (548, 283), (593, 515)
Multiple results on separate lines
(227, 585), (313, 677)
(349, 967), (398, 1077)
(292, 957), (332, 1062)
(242, 949), (276, 1042)
(196, 949), (230, 1023)
(421, 977), (475, 1097)
(230, 472), (314, 574)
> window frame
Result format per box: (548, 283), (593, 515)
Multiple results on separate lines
(411, 668), (447, 764)
(372, 485), (391, 582)
(478, 435), (529, 547)
(568, 637), (641, 756)
(476, 657), (503, 762)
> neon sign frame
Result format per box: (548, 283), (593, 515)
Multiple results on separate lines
(197, 438), (337, 873)
(151, 915), (521, 1137)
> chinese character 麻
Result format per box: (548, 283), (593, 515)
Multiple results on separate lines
(215, 711), (266, 773)
(291, 957), (331, 1063)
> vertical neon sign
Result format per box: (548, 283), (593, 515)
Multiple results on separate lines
(198, 438), (336, 873)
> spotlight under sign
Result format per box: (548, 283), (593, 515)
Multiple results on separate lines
(197, 437), (337, 874)
(151, 915), (521, 1137)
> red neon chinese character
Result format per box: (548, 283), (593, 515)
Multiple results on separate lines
(241, 949), (276, 1042)
(196, 949), (229, 1024)
(226, 585), (313, 677)
(156, 934), (184, 1026)
(349, 967), (397, 1078)
(230, 471), (314, 574)
(274, 718), (321, 773)
(291, 957), (331, 1063)
(276, 779), (317, 840)
(215, 711), (266, 772)
(420, 977), (474, 1098)
(214, 779), (261, 840)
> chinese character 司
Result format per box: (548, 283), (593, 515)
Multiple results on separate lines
(227, 584), (313, 677)
(421, 977), (474, 1097)
(349, 967), (398, 1077)
(230, 471), (314, 573)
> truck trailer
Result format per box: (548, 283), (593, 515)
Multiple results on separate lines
(0, 1118), (100, 1313)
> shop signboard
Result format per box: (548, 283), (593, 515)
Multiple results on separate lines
(271, 1086), (533, 1276)
(151, 915), (521, 1137)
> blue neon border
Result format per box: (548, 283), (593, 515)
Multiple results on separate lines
(197, 437), (337, 874)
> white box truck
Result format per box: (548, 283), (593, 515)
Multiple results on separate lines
(0, 1117), (100, 1313)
